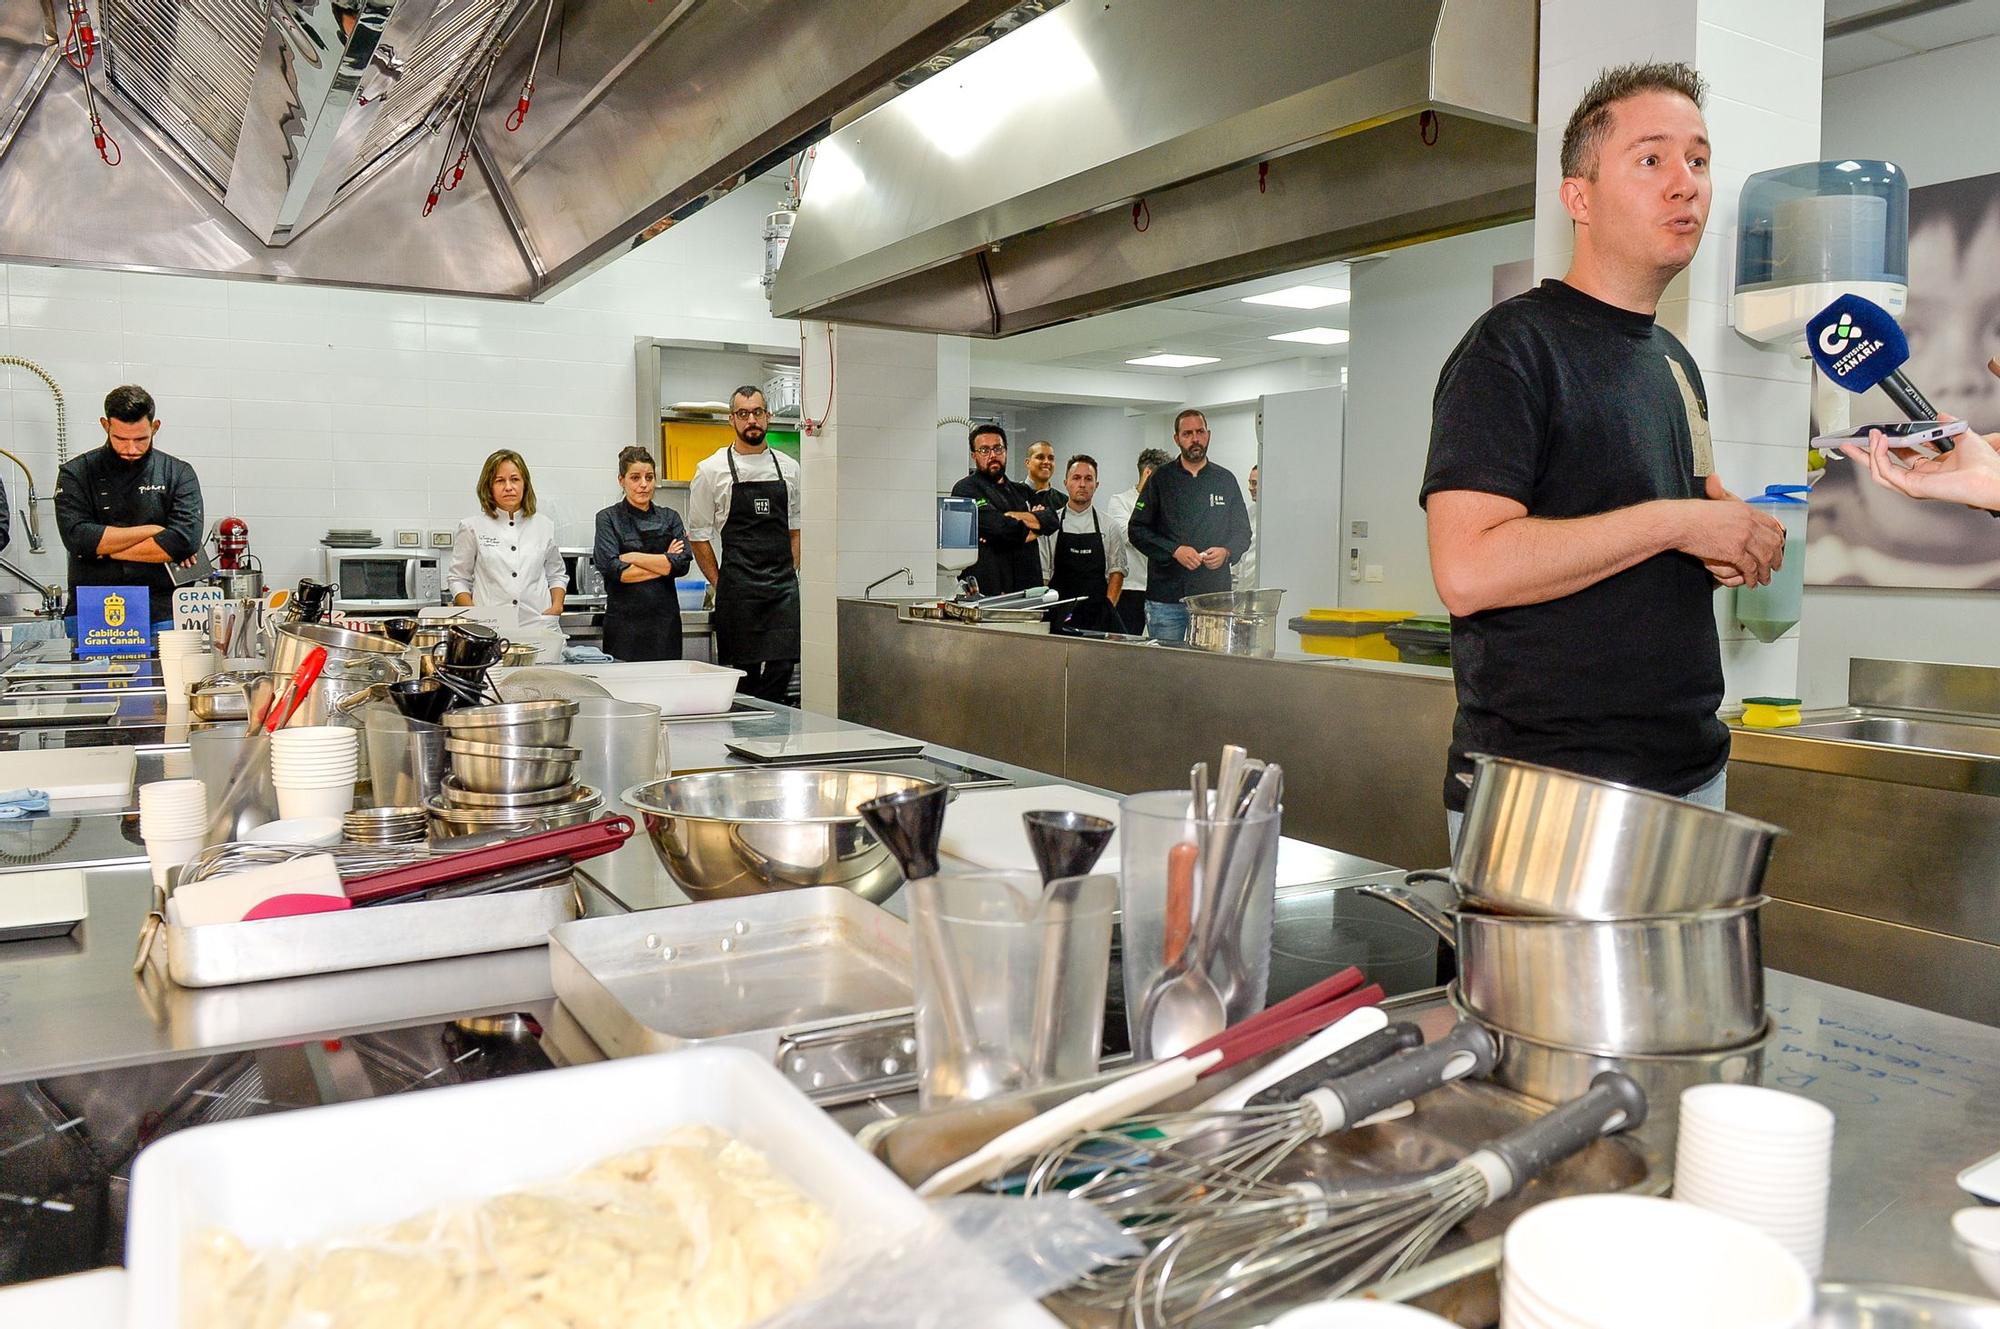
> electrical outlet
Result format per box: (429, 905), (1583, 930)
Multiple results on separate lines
(1365, 564), (1384, 583)
(393, 529), (422, 549)
(428, 529), (455, 550)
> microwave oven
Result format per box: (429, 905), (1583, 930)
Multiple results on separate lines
(560, 546), (606, 608)
(323, 549), (444, 612)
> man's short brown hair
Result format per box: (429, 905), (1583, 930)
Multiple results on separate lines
(1560, 62), (1708, 182)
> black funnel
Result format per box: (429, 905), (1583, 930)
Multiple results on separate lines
(858, 782), (950, 880)
(1023, 810), (1115, 884)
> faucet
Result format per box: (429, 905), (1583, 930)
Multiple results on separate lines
(0, 355), (68, 555)
(865, 567), (914, 599)
(0, 556), (63, 618)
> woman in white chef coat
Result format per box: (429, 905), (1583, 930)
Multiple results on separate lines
(449, 449), (566, 621)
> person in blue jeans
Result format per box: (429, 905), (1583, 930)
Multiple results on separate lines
(1125, 409), (1252, 643)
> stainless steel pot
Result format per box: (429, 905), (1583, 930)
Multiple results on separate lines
(1361, 878), (1765, 1055)
(271, 653), (411, 731)
(623, 769), (941, 904)
(187, 670), (262, 722)
(1454, 753), (1783, 918)
(1182, 588), (1285, 657)
(270, 619), (407, 679)
(1449, 984), (1770, 1132)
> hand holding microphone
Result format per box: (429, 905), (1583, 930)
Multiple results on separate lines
(1808, 295), (2000, 512)
(1805, 293), (1941, 423)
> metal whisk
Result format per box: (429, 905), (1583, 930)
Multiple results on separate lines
(1028, 1023), (1497, 1222)
(1128, 1071), (1648, 1328)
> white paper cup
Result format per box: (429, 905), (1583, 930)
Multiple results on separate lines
(139, 779), (208, 836)
(146, 833), (207, 889)
(276, 782), (355, 820)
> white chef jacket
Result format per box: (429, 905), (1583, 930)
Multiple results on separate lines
(1104, 485), (1147, 593)
(448, 509), (565, 616)
(685, 446), (803, 550)
(1233, 501), (1259, 590)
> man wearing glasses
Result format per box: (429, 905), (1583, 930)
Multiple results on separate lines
(950, 424), (1053, 595)
(689, 386), (802, 702)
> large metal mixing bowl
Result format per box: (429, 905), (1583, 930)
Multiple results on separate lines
(623, 769), (942, 903)
(440, 698), (577, 747)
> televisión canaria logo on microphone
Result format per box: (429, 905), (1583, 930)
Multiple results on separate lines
(1817, 311), (1884, 377)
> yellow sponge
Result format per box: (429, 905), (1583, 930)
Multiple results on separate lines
(1741, 697), (1802, 729)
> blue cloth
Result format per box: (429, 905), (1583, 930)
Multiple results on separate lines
(561, 645), (615, 664)
(1144, 600), (1189, 643)
(0, 788), (51, 818)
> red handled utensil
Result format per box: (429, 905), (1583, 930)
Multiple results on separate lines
(341, 814), (634, 905)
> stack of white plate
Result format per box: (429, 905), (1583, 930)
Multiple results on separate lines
(270, 726), (359, 819)
(1501, 1194), (1812, 1328)
(1674, 1083), (1834, 1276)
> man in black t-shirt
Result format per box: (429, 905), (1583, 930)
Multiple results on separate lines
(1419, 61), (1784, 840)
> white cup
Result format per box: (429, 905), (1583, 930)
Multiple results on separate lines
(139, 779), (208, 834)
(145, 832), (208, 889)
(158, 649), (217, 705)
(276, 782), (355, 820)
(1673, 1085), (1834, 1277)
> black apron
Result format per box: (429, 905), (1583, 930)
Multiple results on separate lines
(1047, 507), (1115, 636)
(713, 449), (802, 666)
(602, 503), (683, 662)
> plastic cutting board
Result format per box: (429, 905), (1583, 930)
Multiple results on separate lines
(939, 785), (1123, 873)
(0, 747), (137, 801)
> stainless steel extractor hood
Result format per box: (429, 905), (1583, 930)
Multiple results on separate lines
(770, 0), (1538, 336)
(0, 0), (1025, 299)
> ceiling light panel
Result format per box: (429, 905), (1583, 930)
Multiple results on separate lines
(1268, 327), (1351, 345)
(1241, 285), (1351, 309)
(1128, 352), (1216, 368)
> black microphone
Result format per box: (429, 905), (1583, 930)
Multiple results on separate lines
(1806, 294), (1940, 422)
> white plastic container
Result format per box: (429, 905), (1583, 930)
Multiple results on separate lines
(126, 1046), (1060, 1329)
(559, 659), (746, 715)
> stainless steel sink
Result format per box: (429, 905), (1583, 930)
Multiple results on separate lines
(1786, 715), (2000, 760)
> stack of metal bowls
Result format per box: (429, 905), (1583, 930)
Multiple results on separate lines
(430, 700), (593, 837)
(343, 805), (429, 845)
(1364, 754), (1784, 1136)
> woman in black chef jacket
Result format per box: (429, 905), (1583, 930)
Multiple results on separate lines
(592, 446), (691, 661)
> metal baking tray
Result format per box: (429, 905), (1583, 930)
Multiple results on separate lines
(549, 886), (913, 1082)
(163, 881), (580, 987)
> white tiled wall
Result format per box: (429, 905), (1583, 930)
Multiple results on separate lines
(1537, 0), (1823, 703)
(0, 175), (796, 592)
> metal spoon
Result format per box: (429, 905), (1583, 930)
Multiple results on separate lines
(858, 785), (1027, 1102)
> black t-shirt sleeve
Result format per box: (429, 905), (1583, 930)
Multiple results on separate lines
(1420, 345), (1548, 511)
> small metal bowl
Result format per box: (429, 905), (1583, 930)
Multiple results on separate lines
(438, 775), (579, 809)
(426, 786), (602, 838)
(440, 698), (577, 748)
(444, 738), (580, 794)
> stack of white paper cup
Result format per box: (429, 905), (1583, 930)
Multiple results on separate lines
(157, 629), (218, 707)
(1674, 1084), (1835, 1277)
(269, 726), (359, 819)
(138, 778), (209, 888)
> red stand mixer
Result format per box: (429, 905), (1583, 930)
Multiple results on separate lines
(210, 517), (265, 599)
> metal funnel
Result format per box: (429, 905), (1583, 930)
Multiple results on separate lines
(1022, 809), (1115, 884)
(857, 782), (950, 881)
